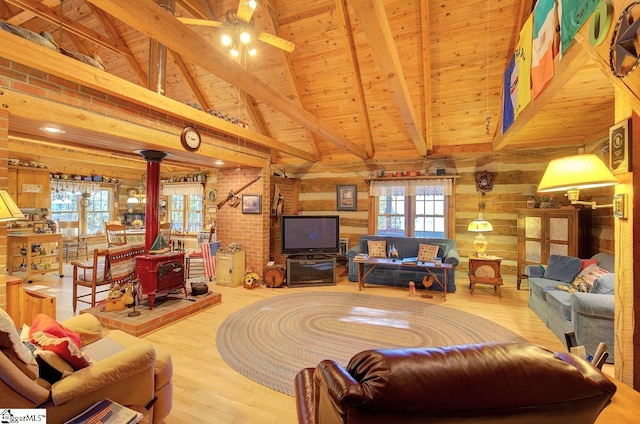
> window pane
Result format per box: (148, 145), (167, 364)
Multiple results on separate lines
(377, 195), (406, 236)
(86, 190), (110, 235)
(414, 193), (445, 238)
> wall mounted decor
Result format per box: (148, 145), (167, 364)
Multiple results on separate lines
(609, 119), (632, 174)
(337, 185), (357, 211)
(242, 194), (262, 214)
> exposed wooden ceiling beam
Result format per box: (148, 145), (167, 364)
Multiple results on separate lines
(0, 29), (316, 162)
(335, 0), (374, 158)
(4, 0), (57, 25)
(420, 0), (433, 154)
(169, 50), (211, 112)
(4, 0), (134, 57)
(349, 0), (426, 157)
(87, 3), (148, 85)
(84, 0), (368, 160)
(175, 0), (215, 19)
(1, 88), (267, 169)
(263, 0), (320, 161)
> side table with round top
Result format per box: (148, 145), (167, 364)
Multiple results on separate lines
(468, 255), (503, 298)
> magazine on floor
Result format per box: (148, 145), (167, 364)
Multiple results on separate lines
(64, 398), (143, 424)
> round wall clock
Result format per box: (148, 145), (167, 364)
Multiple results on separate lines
(180, 126), (202, 151)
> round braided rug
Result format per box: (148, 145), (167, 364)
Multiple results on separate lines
(216, 292), (526, 396)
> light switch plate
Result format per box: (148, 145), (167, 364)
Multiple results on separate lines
(613, 193), (627, 219)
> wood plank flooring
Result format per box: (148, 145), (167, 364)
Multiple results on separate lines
(15, 263), (627, 423)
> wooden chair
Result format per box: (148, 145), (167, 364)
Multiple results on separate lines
(71, 243), (146, 312)
(186, 226), (216, 279)
(58, 220), (88, 262)
(104, 221), (127, 247)
(159, 221), (172, 244)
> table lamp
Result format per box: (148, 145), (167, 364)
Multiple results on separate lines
(0, 190), (25, 222)
(468, 214), (493, 255)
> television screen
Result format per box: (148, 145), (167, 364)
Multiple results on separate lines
(281, 215), (340, 255)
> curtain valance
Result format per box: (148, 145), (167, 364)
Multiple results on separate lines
(369, 179), (452, 197)
(161, 183), (204, 196)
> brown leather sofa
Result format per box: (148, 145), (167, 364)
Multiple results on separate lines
(294, 342), (616, 424)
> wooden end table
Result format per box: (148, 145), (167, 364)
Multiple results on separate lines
(468, 255), (503, 298)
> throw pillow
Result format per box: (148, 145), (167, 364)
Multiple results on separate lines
(29, 314), (90, 370)
(590, 273), (615, 295)
(544, 255), (582, 283)
(578, 263), (610, 291)
(580, 258), (598, 270)
(367, 240), (387, 258)
(417, 244), (439, 262)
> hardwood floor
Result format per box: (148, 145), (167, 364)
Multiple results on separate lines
(15, 262), (627, 423)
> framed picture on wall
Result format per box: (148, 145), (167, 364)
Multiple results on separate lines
(242, 194), (262, 214)
(337, 185), (357, 211)
(609, 119), (632, 174)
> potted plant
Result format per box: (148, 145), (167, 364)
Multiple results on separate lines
(538, 193), (555, 208)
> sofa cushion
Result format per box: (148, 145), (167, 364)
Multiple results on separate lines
(590, 273), (615, 295)
(578, 264), (610, 291)
(417, 244), (439, 262)
(546, 291), (574, 322)
(529, 277), (565, 301)
(544, 255), (581, 283)
(367, 240), (387, 257)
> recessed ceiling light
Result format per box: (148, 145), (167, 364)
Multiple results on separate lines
(40, 126), (66, 134)
(215, 160), (224, 165)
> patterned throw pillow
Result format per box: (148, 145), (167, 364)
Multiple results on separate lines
(417, 244), (439, 262)
(367, 240), (387, 258)
(577, 263), (610, 291)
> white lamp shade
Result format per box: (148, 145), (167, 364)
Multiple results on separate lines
(468, 219), (493, 233)
(538, 154), (618, 193)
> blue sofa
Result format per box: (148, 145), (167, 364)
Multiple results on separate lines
(526, 253), (614, 363)
(347, 235), (460, 292)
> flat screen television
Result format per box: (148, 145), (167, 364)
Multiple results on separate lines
(281, 215), (340, 256)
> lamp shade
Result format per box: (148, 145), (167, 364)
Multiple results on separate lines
(537, 154), (618, 193)
(468, 218), (493, 233)
(0, 190), (25, 221)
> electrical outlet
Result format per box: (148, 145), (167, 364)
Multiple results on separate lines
(613, 193), (627, 219)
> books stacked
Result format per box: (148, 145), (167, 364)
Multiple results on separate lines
(353, 253), (369, 263)
(64, 399), (144, 424)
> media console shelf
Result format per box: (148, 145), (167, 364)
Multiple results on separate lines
(286, 256), (336, 287)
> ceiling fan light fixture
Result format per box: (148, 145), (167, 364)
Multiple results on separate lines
(247, 0), (257, 10)
(239, 31), (251, 44)
(230, 47), (240, 57)
(221, 33), (232, 46)
(248, 46), (257, 57)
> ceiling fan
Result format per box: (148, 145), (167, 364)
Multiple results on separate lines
(177, 0), (295, 56)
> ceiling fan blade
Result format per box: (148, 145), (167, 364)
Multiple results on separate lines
(237, 1), (257, 23)
(257, 31), (295, 53)
(177, 17), (224, 28)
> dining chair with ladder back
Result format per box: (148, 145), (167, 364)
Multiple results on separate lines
(58, 220), (88, 262)
(104, 221), (127, 247)
(186, 226), (216, 279)
(159, 221), (172, 245)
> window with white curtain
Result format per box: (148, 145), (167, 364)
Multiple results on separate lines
(163, 183), (203, 233)
(370, 179), (452, 237)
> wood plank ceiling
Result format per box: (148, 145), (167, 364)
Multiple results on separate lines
(0, 0), (615, 175)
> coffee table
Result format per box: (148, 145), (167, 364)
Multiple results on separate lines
(355, 257), (452, 300)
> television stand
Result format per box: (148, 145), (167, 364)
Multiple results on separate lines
(287, 256), (336, 287)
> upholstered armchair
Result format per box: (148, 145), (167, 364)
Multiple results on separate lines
(0, 310), (172, 424)
(294, 342), (616, 424)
